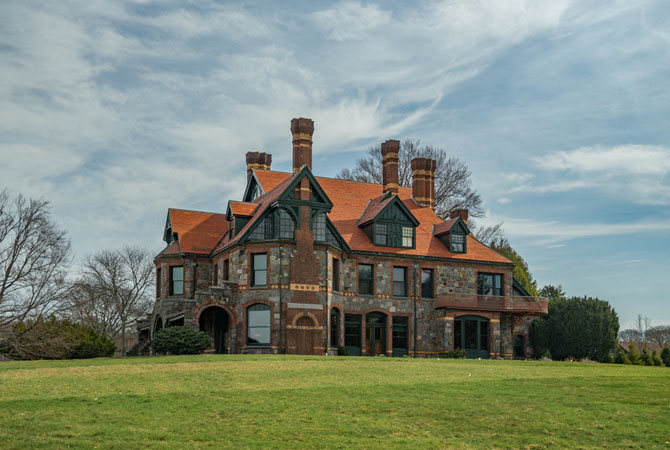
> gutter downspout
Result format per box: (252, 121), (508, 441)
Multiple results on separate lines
(413, 263), (418, 358)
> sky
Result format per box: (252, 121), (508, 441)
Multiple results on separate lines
(1, 0), (668, 329)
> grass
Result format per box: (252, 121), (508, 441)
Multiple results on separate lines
(1, 355), (669, 449)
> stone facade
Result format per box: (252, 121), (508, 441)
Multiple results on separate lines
(140, 117), (547, 359)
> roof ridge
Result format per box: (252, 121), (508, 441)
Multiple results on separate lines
(169, 207), (226, 215)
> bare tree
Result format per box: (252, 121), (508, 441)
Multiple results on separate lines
(469, 220), (506, 246)
(646, 325), (670, 348)
(65, 280), (121, 339)
(0, 191), (71, 355)
(82, 246), (154, 355)
(336, 139), (484, 219)
(618, 329), (643, 342)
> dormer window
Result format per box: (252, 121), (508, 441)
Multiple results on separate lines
(375, 224), (387, 246)
(358, 193), (419, 250)
(450, 233), (465, 253)
(402, 226), (413, 247)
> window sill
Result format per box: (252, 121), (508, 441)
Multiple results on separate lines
(250, 286), (268, 290)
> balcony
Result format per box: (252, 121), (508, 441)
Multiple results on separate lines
(435, 294), (548, 314)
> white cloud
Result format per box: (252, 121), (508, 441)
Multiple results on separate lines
(313, 2), (391, 41)
(495, 216), (670, 246)
(534, 145), (670, 175)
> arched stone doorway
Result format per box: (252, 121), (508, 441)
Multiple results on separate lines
(199, 306), (229, 354)
(288, 314), (319, 355)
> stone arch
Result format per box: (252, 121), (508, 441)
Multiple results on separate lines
(290, 311), (320, 327)
(194, 300), (237, 325)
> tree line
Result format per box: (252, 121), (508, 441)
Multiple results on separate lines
(0, 190), (154, 360)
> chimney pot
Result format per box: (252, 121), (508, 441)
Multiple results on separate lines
(381, 139), (400, 194)
(291, 117), (314, 173)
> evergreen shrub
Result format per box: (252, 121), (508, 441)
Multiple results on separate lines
(153, 326), (211, 355)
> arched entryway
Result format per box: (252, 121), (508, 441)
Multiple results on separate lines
(454, 315), (490, 359)
(366, 312), (387, 356)
(199, 306), (229, 354)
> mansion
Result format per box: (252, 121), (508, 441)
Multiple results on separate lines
(138, 117), (547, 358)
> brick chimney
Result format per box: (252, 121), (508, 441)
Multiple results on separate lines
(291, 117), (314, 173)
(449, 208), (469, 224)
(411, 157), (436, 210)
(245, 151), (272, 179)
(381, 140), (400, 194)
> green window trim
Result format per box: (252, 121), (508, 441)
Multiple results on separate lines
(358, 263), (373, 296)
(477, 273), (504, 296)
(370, 222), (415, 249)
(251, 253), (267, 287)
(421, 268), (434, 299)
(247, 303), (271, 345)
(169, 266), (183, 296)
(393, 266), (408, 297)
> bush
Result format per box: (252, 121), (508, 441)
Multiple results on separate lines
(529, 296), (619, 362)
(651, 350), (663, 367)
(604, 352), (615, 364)
(70, 329), (116, 359)
(628, 344), (642, 365)
(153, 326), (211, 355)
(662, 347), (670, 367)
(640, 346), (652, 366)
(1, 318), (116, 360)
(438, 349), (467, 359)
(337, 346), (348, 356)
(614, 347), (630, 365)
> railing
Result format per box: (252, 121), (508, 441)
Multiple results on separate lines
(435, 294), (548, 314)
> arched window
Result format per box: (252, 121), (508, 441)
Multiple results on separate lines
(330, 308), (340, 348)
(247, 304), (271, 345)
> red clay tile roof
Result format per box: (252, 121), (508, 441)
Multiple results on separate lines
(357, 193), (393, 226)
(229, 201), (259, 217)
(166, 208), (228, 255)
(433, 218), (458, 236)
(254, 170), (511, 264)
(213, 171), (300, 253)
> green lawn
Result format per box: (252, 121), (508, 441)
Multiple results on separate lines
(1, 356), (669, 449)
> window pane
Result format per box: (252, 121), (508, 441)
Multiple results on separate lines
(454, 320), (462, 349)
(172, 266), (183, 281)
(253, 254), (267, 270)
(421, 269), (434, 298)
(247, 327), (270, 345)
(375, 223), (387, 246)
(345, 314), (362, 347)
(278, 209), (295, 239)
(173, 281), (183, 296)
(393, 267), (406, 297)
(392, 316), (408, 350)
(330, 309), (339, 346)
(358, 264), (373, 295)
(451, 233), (464, 252)
(314, 213), (326, 242)
(465, 319), (478, 349)
(247, 304), (271, 345)
(480, 321), (489, 351)
(254, 270), (267, 286)
(248, 305), (270, 327)
(402, 226), (413, 247)
(332, 259), (339, 291)
(478, 273), (494, 295)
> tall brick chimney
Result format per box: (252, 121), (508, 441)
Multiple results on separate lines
(291, 117), (314, 173)
(411, 157), (436, 210)
(449, 208), (469, 224)
(246, 151), (272, 179)
(381, 139), (400, 194)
